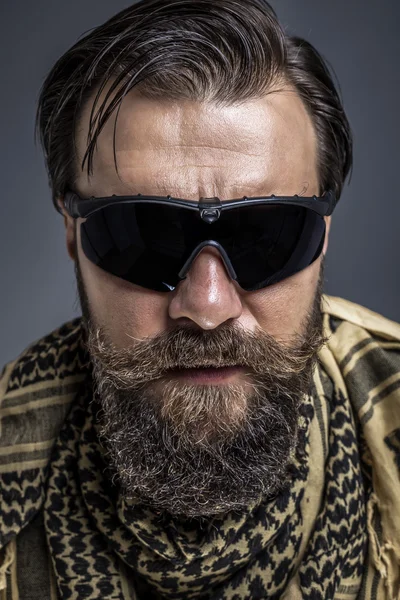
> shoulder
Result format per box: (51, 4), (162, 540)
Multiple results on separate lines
(320, 294), (400, 382)
(0, 318), (88, 452)
(320, 294), (400, 428)
(320, 301), (400, 586)
(320, 293), (400, 378)
(1, 318), (87, 396)
(321, 294), (400, 342)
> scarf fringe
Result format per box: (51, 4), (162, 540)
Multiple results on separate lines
(367, 493), (400, 600)
(0, 541), (15, 591)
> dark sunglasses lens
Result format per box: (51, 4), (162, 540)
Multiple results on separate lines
(80, 203), (194, 291)
(218, 205), (325, 291)
(80, 202), (325, 292)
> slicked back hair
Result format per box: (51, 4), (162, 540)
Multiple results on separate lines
(36, 0), (352, 211)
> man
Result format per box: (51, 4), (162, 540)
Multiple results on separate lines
(0, 0), (399, 598)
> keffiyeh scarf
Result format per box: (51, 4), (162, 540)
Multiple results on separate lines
(0, 295), (399, 599)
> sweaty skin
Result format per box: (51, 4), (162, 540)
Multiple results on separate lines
(60, 87), (331, 350)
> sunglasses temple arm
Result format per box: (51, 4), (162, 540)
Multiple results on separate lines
(287, 192), (336, 216)
(63, 192), (83, 218)
(290, 192), (336, 216)
(63, 194), (114, 219)
(323, 191), (337, 216)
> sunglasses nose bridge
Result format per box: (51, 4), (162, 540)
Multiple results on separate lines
(178, 241), (238, 282)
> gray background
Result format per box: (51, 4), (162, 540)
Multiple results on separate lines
(1, 0), (399, 368)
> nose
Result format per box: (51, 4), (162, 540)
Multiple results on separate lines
(168, 245), (243, 329)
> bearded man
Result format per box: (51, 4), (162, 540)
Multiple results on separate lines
(0, 1), (399, 598)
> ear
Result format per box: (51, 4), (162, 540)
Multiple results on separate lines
(322, 216), (331, 256)
(57, 197), (77, 262)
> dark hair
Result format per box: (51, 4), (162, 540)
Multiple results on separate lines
(36, 0), (352, 212)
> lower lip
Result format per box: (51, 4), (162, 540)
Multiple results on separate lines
(168, 366), (246, 384)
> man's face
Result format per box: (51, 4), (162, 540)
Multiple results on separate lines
(61, 87), (330, 517)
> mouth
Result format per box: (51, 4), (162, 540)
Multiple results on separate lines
(166, 365), (247, 384)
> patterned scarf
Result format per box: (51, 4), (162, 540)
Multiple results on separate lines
(1, 295), (400, 599)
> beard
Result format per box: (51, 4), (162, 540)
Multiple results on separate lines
(75, 255), (326, 518)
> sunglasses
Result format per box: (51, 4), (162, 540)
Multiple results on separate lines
(63, 189), (336, 293)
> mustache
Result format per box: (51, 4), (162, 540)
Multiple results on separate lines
(86, 319), (326, 390)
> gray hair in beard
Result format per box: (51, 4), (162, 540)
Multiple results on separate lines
(77, 258), (326, 518)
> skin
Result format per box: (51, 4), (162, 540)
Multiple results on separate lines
(59, 86), (331, 352)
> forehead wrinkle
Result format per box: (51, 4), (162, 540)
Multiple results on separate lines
(111, 144), (267, 165)
(159, 144), (265, 158)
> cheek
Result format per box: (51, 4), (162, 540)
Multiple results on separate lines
(246, 256), (322, 338)
(77, 232), (170, 346)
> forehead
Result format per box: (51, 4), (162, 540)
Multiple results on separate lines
(75, 86), (318, 199)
